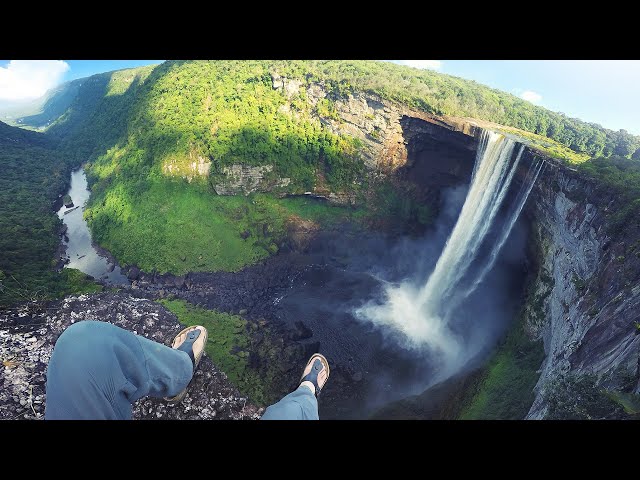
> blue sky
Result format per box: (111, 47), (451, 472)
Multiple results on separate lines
(63, 60), (164, 81)
(1, 59), (639, 134)
(392, 60), (640, 135)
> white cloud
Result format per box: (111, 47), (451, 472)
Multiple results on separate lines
(520, 90), (542, 103)
(0, 60), (69, 101)
(394, 60), (442, 70)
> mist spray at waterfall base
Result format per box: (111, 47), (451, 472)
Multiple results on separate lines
(355, 131), (545, 383)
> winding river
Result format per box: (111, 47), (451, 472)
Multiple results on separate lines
(57, 169), (129, 285)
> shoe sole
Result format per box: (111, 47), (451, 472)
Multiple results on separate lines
(300, 353), (330, 394)
(164, 326), (208, 405)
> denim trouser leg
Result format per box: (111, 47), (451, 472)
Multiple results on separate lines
(261, 385), (319, 420)
(45, 320), (193, 420)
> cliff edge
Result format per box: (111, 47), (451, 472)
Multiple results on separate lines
(0, 292), (263, 420)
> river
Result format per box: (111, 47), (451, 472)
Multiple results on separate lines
(57, 169), (129, 285)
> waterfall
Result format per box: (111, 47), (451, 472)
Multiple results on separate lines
(416, 131), (524, 312)
(355, 130), (544, 371)
(458, 155), (546, 302)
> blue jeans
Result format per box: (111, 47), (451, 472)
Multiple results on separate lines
(45, 321), (318, 420)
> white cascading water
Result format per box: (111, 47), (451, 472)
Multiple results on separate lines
(356, 130), (545, 375)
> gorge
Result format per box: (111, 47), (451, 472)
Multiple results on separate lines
(1, 60), (640, 420)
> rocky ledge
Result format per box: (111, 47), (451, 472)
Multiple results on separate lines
(0, 292), (262, 420)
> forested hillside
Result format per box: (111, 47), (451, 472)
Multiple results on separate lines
(0, 121), (98, 307)
(50, 61), (640, 166)
(290, 61), (640, 158)
(0, 78), (83, 130)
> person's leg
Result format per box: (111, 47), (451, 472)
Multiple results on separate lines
(261, 353), (330, 420)
(45, 320), (193, 420)
(261, 384), (319, 420)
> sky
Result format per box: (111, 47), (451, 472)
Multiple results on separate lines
(392, 60), (640, 135)
(0, 60), (163, 101)
(1, 59), (639, 134)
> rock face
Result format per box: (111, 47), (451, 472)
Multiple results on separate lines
(522, 159), (640, 418)
(0, 292), (262, 420)
(270, 72), (482, 179)
(162, 152), (212, 183)
(397, 116), (478, 188)
(214, 164), (291, 196)
(314, 90), (409, 171)
(271, 73), (302, 99)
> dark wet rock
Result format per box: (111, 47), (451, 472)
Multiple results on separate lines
(127, 266), (140, 280)
(0, 292), (262, 420)
(290, 321), (313, 341)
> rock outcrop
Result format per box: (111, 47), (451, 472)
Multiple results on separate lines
(0, 292), (262, 420)
(270, 72), (483, 176)
(213, 164), (291, 196)
(522, 159), (640, 418)
(162, 152), (212, 183)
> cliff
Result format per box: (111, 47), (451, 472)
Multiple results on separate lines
(522, 159), (640, 418)
(0, 292), (262, 420)
(211, 75), (484, 199)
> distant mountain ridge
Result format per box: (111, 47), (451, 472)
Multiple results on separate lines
(0, 78), (82, 129)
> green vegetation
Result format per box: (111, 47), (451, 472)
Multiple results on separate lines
(498, 127), (590, 164)
(49, 65), (158, 164)
(72, 61), (363, 192)
(1, 78), (83, 130)
(267, 60), (640, 159)
(85, 182), (364, 274)
(0, 121), (101, 307)
(571, 273), (587, 291)
(544, 373), (630, 419)
(607, 391), (640, 416)
(363, 181), (436, 234)
(64, 61), (367, 274)
(57, 268), (104, 296)
(578, 156), (640, 235)
(159, 298), (282, 405)
(458, 318), (545, 419)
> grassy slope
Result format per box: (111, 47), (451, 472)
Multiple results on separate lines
(86, 181), (368, 274)
(458, 319), (545, 419)
(159, 298), (282, 405)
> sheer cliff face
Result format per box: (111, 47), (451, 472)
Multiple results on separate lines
(524, 162), (640, 418)
(311, 86), (480, 175)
